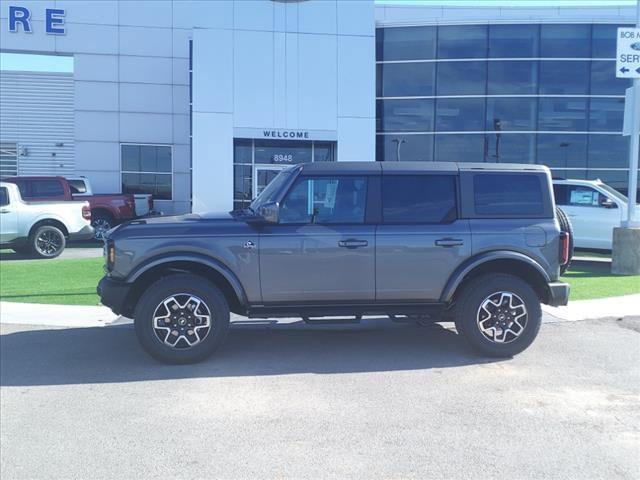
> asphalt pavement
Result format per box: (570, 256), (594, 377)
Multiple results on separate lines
(1, 317), (639, 479)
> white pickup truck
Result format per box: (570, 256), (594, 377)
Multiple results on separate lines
(0, 182), (94, 258)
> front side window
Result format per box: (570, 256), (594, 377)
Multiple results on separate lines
(121, 145), (172, 200)
(68, 179), (87, 194)
(566, 186), (612, 208)
(0, 187), (8, 206)
(382, 175), (456, 224)
(474, 174), (544, 216)
(280, 176), (367, 224)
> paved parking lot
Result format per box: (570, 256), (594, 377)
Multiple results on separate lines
(1, 317), (639, 479)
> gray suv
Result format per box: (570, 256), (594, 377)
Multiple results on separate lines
(98, 162), (570, 364)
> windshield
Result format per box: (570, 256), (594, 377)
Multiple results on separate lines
(598, 183), (628, 203)
(249, 170), (293, 211)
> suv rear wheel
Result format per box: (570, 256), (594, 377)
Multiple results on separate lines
(134, 274), (230, 364)
(454, 274), (541, 357)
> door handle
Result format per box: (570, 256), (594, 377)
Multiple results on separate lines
(435, 238), (464, 248)
(338, 239), (368, 249)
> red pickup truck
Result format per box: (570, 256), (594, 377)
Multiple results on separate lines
(4, 176), (141, 240)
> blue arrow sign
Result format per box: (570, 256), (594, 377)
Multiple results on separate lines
(636, 67), (640, 74)
(620, 67), (630, 73)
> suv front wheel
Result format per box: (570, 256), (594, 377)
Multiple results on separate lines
(134, 274), (230, 364)
(454, 274), (541, 357)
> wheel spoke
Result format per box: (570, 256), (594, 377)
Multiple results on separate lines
(151, 294), (212, 350)
(476, 291), (528, 345)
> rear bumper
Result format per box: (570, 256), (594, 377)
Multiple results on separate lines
(97, 276), (131, 315)
(68, 225), (95, 241)
(547, 281), (570, 307)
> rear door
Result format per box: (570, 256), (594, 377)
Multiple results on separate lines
(259, 174), (375, 302)
(555, 184), (620, 249)
(376, 173), (471, 301)
(0, 186), (18, 242)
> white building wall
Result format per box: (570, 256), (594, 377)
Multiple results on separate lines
(192, 0), (375, 212)
(0, 71), (74, 176)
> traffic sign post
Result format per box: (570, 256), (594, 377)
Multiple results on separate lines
(612, 1), (640, 275)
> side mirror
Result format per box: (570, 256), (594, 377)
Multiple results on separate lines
(599, 197), (617, 209)
(257, 201), (279, 224)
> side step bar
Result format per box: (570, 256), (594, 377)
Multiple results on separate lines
(302, 315), (362, 325)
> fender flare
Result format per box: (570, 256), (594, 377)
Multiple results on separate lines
(127, 253), (249, 307)
(439, 250), (551, 303)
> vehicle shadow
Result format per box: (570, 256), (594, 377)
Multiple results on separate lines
(0, 320), (501, 387)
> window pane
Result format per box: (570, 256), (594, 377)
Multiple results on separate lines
(540, 24), (591, 58)
(436, 61), (486, 95)
(376, 26), (436, 61)
(485, 133), (536, 164)
(536, 134), (587, 169)
(376, 135), (433, 162)
(486, 97), (537, 131)
(589, 98), (624, 132)
(234, 165), (252, 202)
(68, 179), (87, 194)
(155, 174), (172, 200)
(0, 187), (8, 206)
(437, 25), (487, 59)
(377, 99), (435, 132)
(553, 184), (568, 205)
(592, 24), (626, 58)
(539, 60), (589, 94)
(588, 134), (629, 168)
(487, 61), (537, 94)
(280, 176), (367, 224)
(313, 142), (335, 162)
(538, 98), (588, 131)
(474, 174), (544, 216)
(254, 140), (312, 164)
(122, 173), (172, 200)
(590, 60), (631, 95)
(434, 134), (485, 163)
(436, 98), (485, 132)
(377, 63), (435, 97)
(382, 175), (457, 223)
(488, 24), (539, 57)
(121, 145), (140, 171)
(140, 146), (157, 172)
(234, 139), (252, 164)
(156, 147), (172, 172)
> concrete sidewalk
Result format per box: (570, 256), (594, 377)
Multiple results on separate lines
(1, 294), (638, 328)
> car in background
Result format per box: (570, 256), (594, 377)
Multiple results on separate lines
(0, 182), (93, 258)
(552, 178), (638, 250)
(3, 176), (150, 240)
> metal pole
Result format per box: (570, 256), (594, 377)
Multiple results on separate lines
(626, 0), (640, 226)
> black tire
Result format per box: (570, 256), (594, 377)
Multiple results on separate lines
(556, 206), (574, 275)
(30, 225), (66, 259)
(91, 211), (114, 241)
(134, 274), (230, 364)
(454, 274), (542, 358)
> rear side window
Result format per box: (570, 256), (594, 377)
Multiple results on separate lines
(27, 180), (64, 198)
(0, 187), (8, 206)
(68, 179), (87, 194)
(553, 184), (567, 205)
(382, 175), (457, 224)
(474, 174), (544, 216)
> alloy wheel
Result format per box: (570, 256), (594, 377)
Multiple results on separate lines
(35, 229), (63, 257)
(152, 294), (212, 349)
(92, 219), (112, 240)
(476, 291), (528, 344)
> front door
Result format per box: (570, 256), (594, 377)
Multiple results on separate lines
(259, 174), (375, 303)
(253, 165), (289, 199)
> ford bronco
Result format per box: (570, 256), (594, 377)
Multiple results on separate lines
(97, 162), (571, 364)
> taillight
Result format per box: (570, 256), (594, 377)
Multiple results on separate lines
(82, 206), (91, 220)
(559, 231), (570, 265)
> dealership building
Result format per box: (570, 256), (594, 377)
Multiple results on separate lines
(0, 0), (636, 214)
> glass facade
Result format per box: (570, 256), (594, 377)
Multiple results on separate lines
(376, 23), (637, 194)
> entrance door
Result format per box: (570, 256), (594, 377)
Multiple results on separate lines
(253, 165), (289, 199)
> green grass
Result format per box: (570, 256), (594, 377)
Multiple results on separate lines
(0, 257), (103, 305)
(0, 257), (638, 306)
(561, 263), (640, 301)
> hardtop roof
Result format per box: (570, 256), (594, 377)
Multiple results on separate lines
(297, 162), (549, 175)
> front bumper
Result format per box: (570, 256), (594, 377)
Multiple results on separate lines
(97, 276), (131, 315)
(547, 281), (570, 306)
(68, 225), (95, 241)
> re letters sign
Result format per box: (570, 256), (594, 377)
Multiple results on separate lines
(8, 5), (66, 35)
(616, 27), (640, 79)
